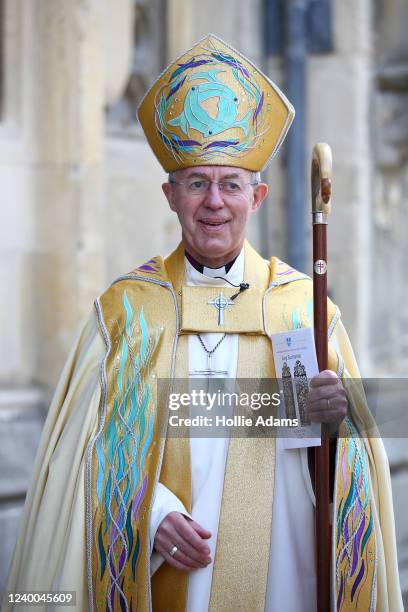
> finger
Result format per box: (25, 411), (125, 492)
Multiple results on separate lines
(175, 519), (212, 555)
(162, 550), (203, 572)
(154, 528), (211, 567)
(308, 396), (346, 413)
(170, 530), (212, 564)
(155, 526), (211, 565)
(165, 512), (211, 541)
(309, 370), (339, 387)
(307, 384), (345, 404)
(154, 513), (212, 565)
(158, 515), (212, 561)
(164, 545), (208, 569)
(308, 400), (347, 424)
(188, 519), (212, 539)
(308, 411), (345, 424)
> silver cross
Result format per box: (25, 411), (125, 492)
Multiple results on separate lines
(208, 292), (234, 326)
(189, 352), (228, 377)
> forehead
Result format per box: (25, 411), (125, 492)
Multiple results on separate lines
(176, 166), (251, 180)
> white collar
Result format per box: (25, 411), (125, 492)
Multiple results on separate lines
(185, 248), (245, 287)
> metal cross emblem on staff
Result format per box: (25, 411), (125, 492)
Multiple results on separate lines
(314, 259), (327, 275)
(208, 292), (234, 326)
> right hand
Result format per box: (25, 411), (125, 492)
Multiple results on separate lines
(154, 511), (212, 572)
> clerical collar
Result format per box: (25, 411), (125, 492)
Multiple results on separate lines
(185, 250), (238, 276)
(185, 247), (244, 289)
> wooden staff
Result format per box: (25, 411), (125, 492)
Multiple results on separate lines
(311, 143), (332, 612)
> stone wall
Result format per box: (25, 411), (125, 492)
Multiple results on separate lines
(371, 0), (408, 374)
(0, 0), (114, 597)
(0, 0), (107, 390)
(371, 0), (408, 601)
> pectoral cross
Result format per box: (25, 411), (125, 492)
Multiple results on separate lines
(189, 333), (228, 378)
(189, 351), (228, 377)
(208, 292), (234, 326)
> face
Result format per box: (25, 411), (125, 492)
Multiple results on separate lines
(162, 166), (268, 268)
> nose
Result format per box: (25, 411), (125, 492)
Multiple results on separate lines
(204, 182), (225, 209)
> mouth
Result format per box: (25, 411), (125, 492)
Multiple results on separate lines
(198, 218), (230, 232)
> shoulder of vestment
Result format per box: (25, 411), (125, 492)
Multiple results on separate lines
(265, 256), (340, 336)
(95, 255), (175, 336)
(99, 255), (170, 299)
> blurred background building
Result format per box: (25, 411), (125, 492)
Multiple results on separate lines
(0, 0), (407, 603)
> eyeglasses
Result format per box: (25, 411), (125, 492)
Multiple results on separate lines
(169, 178), (259, 196)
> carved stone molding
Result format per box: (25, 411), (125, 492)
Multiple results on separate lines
(106, 0), (166, 135)
(101, 0), (133, 107)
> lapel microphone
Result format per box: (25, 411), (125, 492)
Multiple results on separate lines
(214, 277), (250, 301)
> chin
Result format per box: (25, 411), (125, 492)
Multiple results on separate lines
(185, 231), (236, 264)
(198, 240), (230, 257)
(200, 250), (233, 267)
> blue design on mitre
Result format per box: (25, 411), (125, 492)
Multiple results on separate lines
(168, 69), (251, 138)
(154, 39), (268, 164)
(138, 34), (295, 172)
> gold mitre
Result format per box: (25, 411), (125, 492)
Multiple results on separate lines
(138, 34), (295, 172)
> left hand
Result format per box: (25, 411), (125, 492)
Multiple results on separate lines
(306, 370), (348, 425)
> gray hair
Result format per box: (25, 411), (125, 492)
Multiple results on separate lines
(251, 171), (261, 184)
(168, 170), (261, 184)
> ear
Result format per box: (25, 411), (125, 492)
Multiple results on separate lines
(250, 183), (268, 212)
(162, 182), (177, 211)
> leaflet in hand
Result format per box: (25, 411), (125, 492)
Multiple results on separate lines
(271, 327), (321, 448)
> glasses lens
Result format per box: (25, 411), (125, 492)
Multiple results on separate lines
(187, 179), (210, 193)
(219, 181), (244, 194)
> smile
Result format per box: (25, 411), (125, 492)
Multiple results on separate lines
(199, 219), (230, 226)
(198, 219), (230, 232)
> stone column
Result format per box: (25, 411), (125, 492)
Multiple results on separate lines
(308, 0), (373, 366)
(371, 0), (408, 374)
(24, 0), (107, 388)
(1, 0), (107, 389)
(372, 0), (408, 603)
(0, 0), (110, 594)
(167, 0), (193, 59)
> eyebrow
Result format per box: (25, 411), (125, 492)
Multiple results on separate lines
(183, 172), (242, 180)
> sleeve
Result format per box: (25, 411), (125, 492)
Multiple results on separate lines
(3, 309), (105, 611)
(329, 317), (380, 435)
(329, 317), (404, 611)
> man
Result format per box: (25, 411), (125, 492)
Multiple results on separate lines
(3, 35), (402, 612)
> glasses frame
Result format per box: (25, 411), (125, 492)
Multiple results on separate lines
(168, 178), (259, 195)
